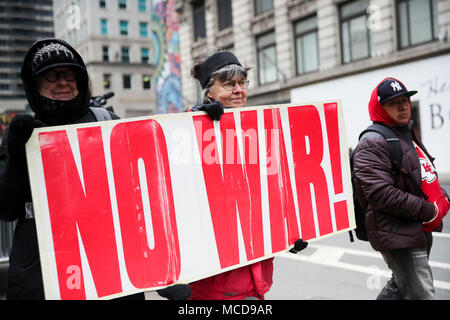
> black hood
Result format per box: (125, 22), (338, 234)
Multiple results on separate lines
(21, 38), (91, 125)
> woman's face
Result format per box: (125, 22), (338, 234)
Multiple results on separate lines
(207, 77), (248, 108)
(37, 67), (79, 101)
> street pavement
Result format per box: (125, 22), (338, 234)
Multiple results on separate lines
(145, 216), (450, 300)
(265, 185), (450, 299)
(2, 187), (450, 300)
(265, 219), (450, 299)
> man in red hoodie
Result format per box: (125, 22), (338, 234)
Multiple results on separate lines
(353, 77), (449, 299)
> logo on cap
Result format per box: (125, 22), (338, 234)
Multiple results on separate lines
(390, 81), (402, 92)
(377, 78), (417, 104)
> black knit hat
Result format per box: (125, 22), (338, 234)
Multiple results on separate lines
(31, 42), (85, 77)
(198, 51), (242, 88)
(21, 38), (91, 124)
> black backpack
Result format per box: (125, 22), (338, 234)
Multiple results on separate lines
(349, 123), (412, 242)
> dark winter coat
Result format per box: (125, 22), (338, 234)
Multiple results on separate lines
(353, 124), (439, 252)
(351, 77), (450, 252)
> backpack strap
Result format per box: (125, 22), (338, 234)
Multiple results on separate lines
(89, 107), (112, 121)
(359, 123), (403, 174)
(359, 123), (428, 200)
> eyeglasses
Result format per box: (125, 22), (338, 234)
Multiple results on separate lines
(42, 69), (77, 83)
(221, 79), (250, 91)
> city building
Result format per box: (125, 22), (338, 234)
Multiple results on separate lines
(0, 0), (54, 276)
(53, 0), (156, 118)
(176, 0), (450, 181)
(0, 0), (54, 113)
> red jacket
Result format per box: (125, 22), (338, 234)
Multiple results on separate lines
(189, 258), (273, 300)
(187, 104), (274, 300)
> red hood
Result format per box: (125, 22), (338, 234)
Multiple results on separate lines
(368, 77), (412, 125)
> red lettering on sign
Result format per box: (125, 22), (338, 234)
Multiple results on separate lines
(288, 105), (333, 240)
(324, 102), (349, 230)
(40, 128), (122, 299)
(193, 113), (264, 268)
(264, 109), (300, 252)
(110, 120), (180, 288)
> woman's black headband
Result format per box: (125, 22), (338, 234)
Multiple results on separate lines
(198, 52), (242, 88)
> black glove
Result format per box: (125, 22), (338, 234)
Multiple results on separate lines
(196, 100), (224, 121)
(157, 284), (191, 300)
(6, 114), (43, 174)
(289, 239), (308, 254)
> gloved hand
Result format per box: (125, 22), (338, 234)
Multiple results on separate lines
(6, 114), (43, 175)
(196, 100), (224, 121)
(157, 284), (191, 300)
(289, 239), (308, 254)
(423, 196), (450, 232)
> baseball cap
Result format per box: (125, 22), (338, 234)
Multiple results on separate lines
(377, 78), (417, 104)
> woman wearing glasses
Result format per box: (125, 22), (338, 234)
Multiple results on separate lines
(36, 67), (79, 101)
(188, 51), (308, 300)
(189, 51), (250, 118)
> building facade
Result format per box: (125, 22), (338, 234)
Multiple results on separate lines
(0, 0), (54, 112)
(0, 0), (54, 270)
(176, 0), (450, 181)
(53, 0), (157, 118)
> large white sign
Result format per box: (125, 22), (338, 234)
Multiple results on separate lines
(26, 101), (355, 299)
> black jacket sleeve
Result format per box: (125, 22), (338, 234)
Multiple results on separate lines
(0, 129), (30, 221)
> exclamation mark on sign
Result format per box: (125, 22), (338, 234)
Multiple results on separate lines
(324, 103), (349, 231)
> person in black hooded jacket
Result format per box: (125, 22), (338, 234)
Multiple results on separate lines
(0, 38), (123, 299)
(0, 38), (191, 301)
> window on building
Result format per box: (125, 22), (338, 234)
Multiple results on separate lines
(141, 48), (149, 64)
(121, 46), (130, 63)
(138, 0), (147, 11)
(103, 74), (111, 89)
(339, 0), (371, 64)
(143, 75), (151, 89)
(100, 19), (108, 35)
(397, 0), (438, 49)
(294, 15), (319, 74)
(102, 45), (109, 62)
(118, 0), (127, 10)
(217, 0), (232, 31)
(119, 20), (128, 36)
(192, 0), (206, 41)
(123, 74), (131, 89)
(255, 0), (273, 16)
(140, 22), (148, 37)
(256, 31), (277, 85)
(99, 0), (106, 8)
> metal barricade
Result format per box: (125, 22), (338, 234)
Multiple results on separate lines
(0, 220), (15, 260)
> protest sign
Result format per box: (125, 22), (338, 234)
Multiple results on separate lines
(26, 100), (355, 299)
